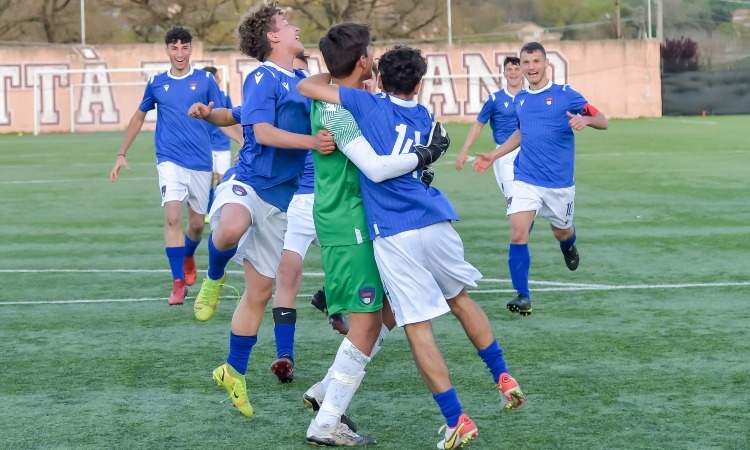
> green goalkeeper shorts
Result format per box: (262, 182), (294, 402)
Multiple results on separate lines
(321, 241), (383, 315)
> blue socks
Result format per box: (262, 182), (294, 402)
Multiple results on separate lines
(165, 246), (185, 280)
(184, 234), (200, 258)
(272, 308), (296, 360)
(433, 387), (463, 427)
(478, 340), (508, 384)
(560, 228), (577, 253)
(508, 243), (531, 297)
(227, 332), (257, 375)
(207, 233), (236, 280)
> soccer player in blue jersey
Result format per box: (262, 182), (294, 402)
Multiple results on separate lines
(110, 26), (223, 306)
(473, 42), (609, 316)
(201, 66), (243, 223)
(298, 44), (525, 450)
(189, 2), (335, 419)
(456, 56), (523, 198)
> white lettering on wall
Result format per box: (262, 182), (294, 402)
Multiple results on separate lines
(76, 63), (120, 124)
(0, 65), (21, 125)
(421, 53), (460, 116)
(462, 52), (503, 116)
(25, 64), (69, 125)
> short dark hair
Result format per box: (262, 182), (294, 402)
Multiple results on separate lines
(202, 66), (218, 75)
(318, 23), (371, 78)
(165, 27), (192, 45)
(503, 56), (520, 67)
(520, 42), (546, 57)
(236, 1), (282, 61)
(377, 46), (427, 96)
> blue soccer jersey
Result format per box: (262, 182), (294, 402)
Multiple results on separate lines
(295, 152), (315, 195)
(139, 68), (223, 172)
(209, 90), (234, 151)
(477, 88), (518, 146)
(233, 62), (312, 211)
(339, 87), (458, 238)
(513, 81), (588, 188)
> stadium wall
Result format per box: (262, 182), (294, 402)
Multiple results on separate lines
(0, 39), (661, 134)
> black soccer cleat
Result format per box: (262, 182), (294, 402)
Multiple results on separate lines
(563, 244), (579, 271)
(507, 293), (532, 316)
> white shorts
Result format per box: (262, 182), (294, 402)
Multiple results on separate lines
(492, 147), (519, 199)
(283, 193), (319, 259)
(373, 221), (482, 327)
(212, 150), (232, 176)
(506, 180), (575, 229)
(208, 179), (287, 278)
(156, 161), (212, 213)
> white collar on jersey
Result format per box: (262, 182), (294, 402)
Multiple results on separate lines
(167, 67), (195, 80)
(524, 80), (553, 95)
(503, 86), (520, 99)
(263, 61), (296, 77)
(387, 94), (417, 108)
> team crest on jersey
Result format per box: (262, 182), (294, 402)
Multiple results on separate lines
(160, 185), (166, 197)
(164, 85), (169, 92)
(190, 82), (197, 91)
(545, 96), (553, 105)
(358, 287), (376, 305)
(232, 184), (247, 196)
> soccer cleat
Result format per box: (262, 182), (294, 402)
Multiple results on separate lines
(193, 274), (226, 322)
(563, 244), (579, 271)
(507, 293), (532, 316)
(212, 363), (253, 418)
(311, 288), (328, 314)
(436, 413), (478, 449)
(303, 382), (358, 433)
(270, 354), (294, 383)
(168, 279), (187, 306)
(497, 373), (525, 410)
(306, 418), (376, 447)
(183, 256), (198, 286)
(329, 313), (350, 335)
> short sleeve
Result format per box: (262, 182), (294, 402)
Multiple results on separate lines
(476, 94), (495, 124)
(241, 68), (277, 126)
(138, 77), (156, 112)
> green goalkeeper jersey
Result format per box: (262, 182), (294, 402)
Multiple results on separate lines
(310, 99), (371, 247)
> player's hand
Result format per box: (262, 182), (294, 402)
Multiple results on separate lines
(421, 165), (435, 186)
(312, 129), (336, 155)
(472, 152), (493, 174)
(110, 155), (129, 182)
(189, 101), (214, 119)
(455, 151), (468, 171)
(413, 122), (450, 169)
(566, 111), (588, 131)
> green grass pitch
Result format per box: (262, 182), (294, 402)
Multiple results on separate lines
(1, 116), (749, 449)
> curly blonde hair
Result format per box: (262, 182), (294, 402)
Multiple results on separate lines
(237, 2), (283, 61)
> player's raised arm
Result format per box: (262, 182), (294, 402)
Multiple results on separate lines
(297, 73), (340, 105)
(566, 108), (608, 131)
(253, 123), (335, 155)
(472, 129), (521, 174)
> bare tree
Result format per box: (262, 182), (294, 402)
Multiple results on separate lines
(0, 0), (79, 43)
(281, 0), (444, 42)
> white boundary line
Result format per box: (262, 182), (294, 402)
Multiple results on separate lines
(1, 267), (748, 306)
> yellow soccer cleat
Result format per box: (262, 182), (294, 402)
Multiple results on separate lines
(212, 363), (253, 418)
(193, 274), (226, 322)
